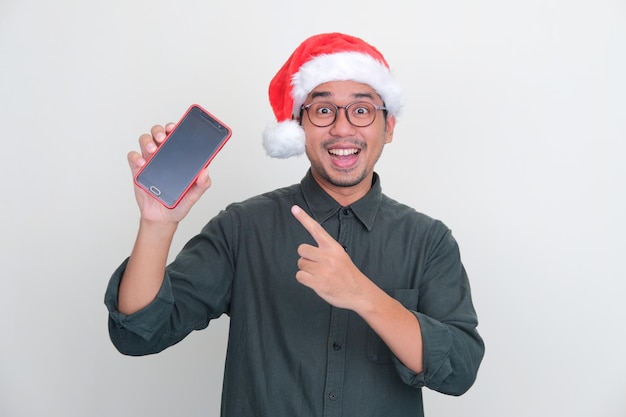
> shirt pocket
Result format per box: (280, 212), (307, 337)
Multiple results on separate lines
(366, 288), (420, 364)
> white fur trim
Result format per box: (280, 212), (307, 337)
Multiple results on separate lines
(291, 51), (403, 118)
(262, 119), (306, 158)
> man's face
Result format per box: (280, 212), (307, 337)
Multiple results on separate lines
(300, 80), (396, 200)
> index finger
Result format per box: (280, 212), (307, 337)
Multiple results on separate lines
(291, 205), (334, 246)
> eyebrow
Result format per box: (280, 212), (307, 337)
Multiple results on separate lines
(309, 91), (377, 100)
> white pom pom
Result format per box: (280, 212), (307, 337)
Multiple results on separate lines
(262, 120), (306, 159)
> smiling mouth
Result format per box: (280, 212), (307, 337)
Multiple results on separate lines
(329, 148), (359, 156)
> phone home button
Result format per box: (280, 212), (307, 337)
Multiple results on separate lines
(149, 186), (162, 196)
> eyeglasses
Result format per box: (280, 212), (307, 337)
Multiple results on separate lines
(301, 101), (387, 128)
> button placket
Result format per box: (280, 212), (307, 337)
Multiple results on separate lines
(322, 207), (353, 416)
(323, 307), (348, 416)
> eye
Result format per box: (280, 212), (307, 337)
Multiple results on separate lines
(313, 103), (336, 116)
(351, 103), (373, 118)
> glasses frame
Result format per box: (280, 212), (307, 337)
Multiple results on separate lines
(301, 101), (387, 128)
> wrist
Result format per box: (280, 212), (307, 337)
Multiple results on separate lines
(138, 217), (178, 239)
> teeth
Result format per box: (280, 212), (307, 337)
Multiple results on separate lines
(329, 148), (358, 156)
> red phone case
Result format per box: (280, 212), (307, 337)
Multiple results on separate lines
(134, 104), (232, 208)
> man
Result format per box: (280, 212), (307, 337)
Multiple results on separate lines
(105, 32), (484, 416)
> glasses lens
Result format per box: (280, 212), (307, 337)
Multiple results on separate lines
(347, 102), (376, 127)
(307, 102), (337, 127)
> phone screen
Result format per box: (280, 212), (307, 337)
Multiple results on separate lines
(134, 105), (232, 208)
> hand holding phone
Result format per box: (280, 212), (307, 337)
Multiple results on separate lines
(133, 104), (232, 209)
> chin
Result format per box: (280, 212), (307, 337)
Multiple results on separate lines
(328, 170), (368, 188)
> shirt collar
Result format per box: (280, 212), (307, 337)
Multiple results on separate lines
(300, 169), (382, 231)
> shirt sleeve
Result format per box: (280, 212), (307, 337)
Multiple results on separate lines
(104, 258), (180, 355)
(104, 210), (236, 356)
(393, 223), (485, 395)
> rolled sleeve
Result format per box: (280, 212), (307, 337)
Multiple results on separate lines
(390, 310), (483, 394)
(414, 312), (455, 389)
(104, 258), (176, 354)
(402, 224), (485, 395)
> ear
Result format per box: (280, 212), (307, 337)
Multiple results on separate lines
(384, 115), (396, 144)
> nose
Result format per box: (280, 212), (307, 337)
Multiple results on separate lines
(329, 108), (356, 136)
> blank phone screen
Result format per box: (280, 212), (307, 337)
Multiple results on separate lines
(135, 106), (231, 207)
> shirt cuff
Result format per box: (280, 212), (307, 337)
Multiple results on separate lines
(414, 311), (454, 390)
(104, 258), (175, 341)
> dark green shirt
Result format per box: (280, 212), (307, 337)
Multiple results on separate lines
(105, 170), (484, 417)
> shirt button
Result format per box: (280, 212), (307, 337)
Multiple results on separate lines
(332, 342), (342, 351)
(342, 208), (351, 215)
(328, 392), (338, 401)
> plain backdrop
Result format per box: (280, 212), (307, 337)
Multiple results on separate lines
(1, 1), (625, 416)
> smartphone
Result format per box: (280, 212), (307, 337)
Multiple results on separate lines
(134, 104), (232, 208)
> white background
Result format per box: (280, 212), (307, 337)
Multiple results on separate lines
(1, 1), (625, 416)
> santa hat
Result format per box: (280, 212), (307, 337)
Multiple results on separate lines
(262, 32), (403, 158)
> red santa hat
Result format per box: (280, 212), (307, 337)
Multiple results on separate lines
(262, 32), (403, 158)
